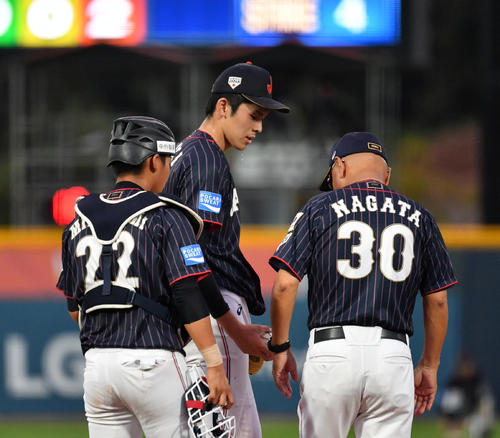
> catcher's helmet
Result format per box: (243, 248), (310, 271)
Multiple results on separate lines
(107, 116), (176, 166)
(185, 375), (235, 438)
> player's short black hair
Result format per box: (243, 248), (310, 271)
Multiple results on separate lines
(109, 154), (168, 178)
(205, 93), (246, 117)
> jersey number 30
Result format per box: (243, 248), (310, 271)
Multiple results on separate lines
(76, 231), (139, 293)
(337, 221), (414, 282)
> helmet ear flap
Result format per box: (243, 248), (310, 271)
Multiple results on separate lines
(185, 375), (236, 438)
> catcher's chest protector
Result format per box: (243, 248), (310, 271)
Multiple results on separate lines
(75, 191), (202, 322)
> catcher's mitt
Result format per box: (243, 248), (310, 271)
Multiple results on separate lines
(248, 355), (264, 375)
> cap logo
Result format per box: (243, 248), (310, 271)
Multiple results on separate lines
(228, 76), (242, 89)
(157, 141), (176, 154)
(267, 75), (273, 94)
(367, 142), (382, 153)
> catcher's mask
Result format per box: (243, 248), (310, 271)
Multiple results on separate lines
(185, 375), (235, 438)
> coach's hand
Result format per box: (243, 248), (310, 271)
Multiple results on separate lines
(206, 365), (234, 409)
(413, 364), (438, 416)
(272, 350), (298, 398)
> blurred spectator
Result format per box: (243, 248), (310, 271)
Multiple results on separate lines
(440, 354), (495, 437)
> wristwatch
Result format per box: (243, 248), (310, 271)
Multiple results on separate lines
(267, 338), (290, 353)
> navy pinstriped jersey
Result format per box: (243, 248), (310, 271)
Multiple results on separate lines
(57, 182), (211, 353)
(164, 129), (265, 315)
(269, 180), (457, 335)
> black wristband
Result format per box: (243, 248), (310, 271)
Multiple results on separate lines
(267, 338), (290, 353)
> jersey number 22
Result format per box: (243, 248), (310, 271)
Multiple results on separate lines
(76, 231), (139, 293)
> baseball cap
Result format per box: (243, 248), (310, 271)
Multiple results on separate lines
(319, 132), (388, 191)
(211, 62), (290, 113)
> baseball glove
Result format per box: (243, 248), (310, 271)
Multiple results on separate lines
(248, 355), (264, 375)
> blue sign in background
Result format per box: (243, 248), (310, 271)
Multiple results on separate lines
(0, 301), (83, 413)
(0, 292), (461, 414)
(233, 0), (400, 46)
(147, 0), (400, 47)
(147, 0), (236, 45)
(0, 0), (400, 48)
(2, 248), (499, 416)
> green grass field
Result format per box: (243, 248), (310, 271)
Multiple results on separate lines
(0, 418), (498, 437)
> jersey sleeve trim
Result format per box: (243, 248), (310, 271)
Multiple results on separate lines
(56, 286), (73, 300)
(422, 280), (458, 295)
(203, 219), (223, 228)
(169, 270), (212, 286)
(196, 273), (210, 282)
(269, 256), (302, 281)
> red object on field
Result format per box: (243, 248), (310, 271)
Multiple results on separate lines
(52, 186), (89, 226)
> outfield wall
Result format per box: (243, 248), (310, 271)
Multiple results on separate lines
(0, 226), (498, 414)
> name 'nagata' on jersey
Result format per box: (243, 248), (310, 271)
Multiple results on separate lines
(330, 195), (422, 227)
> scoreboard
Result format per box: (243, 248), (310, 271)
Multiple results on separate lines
(0, 0), (400, 48)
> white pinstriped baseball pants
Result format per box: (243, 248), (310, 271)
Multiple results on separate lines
(83, 348), (190, 438)
(299, 326), (414, 438)
(184, 290), (262, 438)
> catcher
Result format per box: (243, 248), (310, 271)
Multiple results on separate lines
(57, 116), (233, 437)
